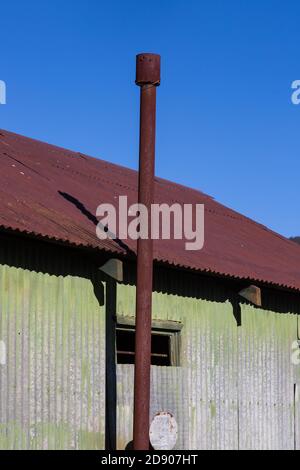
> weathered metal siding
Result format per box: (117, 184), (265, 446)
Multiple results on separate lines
(238, 305), (297, 450)
(116, 281), (299, 450)
(117, 366), (189, 450)
(0, 235), (299, 450)
(116, 283), (239, 450)
(0, 262), (106, 450)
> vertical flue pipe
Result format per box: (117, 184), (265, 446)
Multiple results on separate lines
(133, 53), (161, 450)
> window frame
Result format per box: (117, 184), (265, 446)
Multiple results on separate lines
(116, 316), (182, 367)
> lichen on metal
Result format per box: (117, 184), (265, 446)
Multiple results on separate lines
(0, 236), (300, 450)
(0, 259), (106, 450)
(116, 279), (300, 450)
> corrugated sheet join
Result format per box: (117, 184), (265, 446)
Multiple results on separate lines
(1, 129), (300, 291)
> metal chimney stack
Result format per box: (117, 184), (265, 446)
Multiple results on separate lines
(133, 53), (161, 450)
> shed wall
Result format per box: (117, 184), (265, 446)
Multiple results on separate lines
(0, 248), (106, 450)
(116, 280), (300, 450)
(0, 235), (299, 450)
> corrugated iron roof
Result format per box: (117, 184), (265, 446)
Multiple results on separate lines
(1, 129), (300, 292)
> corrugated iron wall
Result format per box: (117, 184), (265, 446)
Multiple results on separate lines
(116, 276), (300, 450)
(238, 306), (297, 450)
(0, 236), (299, 450)
(117, 366), (189, 450)
(0, 241), (106, 450)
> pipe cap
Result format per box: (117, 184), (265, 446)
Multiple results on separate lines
(136, 53), (161, 86)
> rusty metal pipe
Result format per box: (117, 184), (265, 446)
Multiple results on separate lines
(133, 53), (161, 450)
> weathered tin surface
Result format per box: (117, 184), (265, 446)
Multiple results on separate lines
(117, 365), (189, 450)
(238, 305), (297, 450)
(0, 235), (299, 450)
(116, 277), (300, 450)
(117, 282), (239, 450)
(0, 245), (106, 450)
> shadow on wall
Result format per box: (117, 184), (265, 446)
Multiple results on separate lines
(93, 272), (117, 451)
(122, 260), (300, 317)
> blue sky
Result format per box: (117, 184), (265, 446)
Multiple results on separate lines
(0, 0), (299, 237)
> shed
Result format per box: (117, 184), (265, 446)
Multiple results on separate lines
(0, 129), (300, 450)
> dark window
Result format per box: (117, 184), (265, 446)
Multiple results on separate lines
(151, 332), (171, 366)
(116, 325), (180, 366)
(116, 328), (136, 364)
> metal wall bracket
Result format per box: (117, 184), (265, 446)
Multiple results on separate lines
(99, 259), (123, 282)
(239, 285), (262, 307)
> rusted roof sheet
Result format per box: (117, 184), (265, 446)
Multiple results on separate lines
(1, 129), (300, 292)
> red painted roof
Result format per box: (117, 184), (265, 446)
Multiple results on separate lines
(1, 129), (300, 292)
